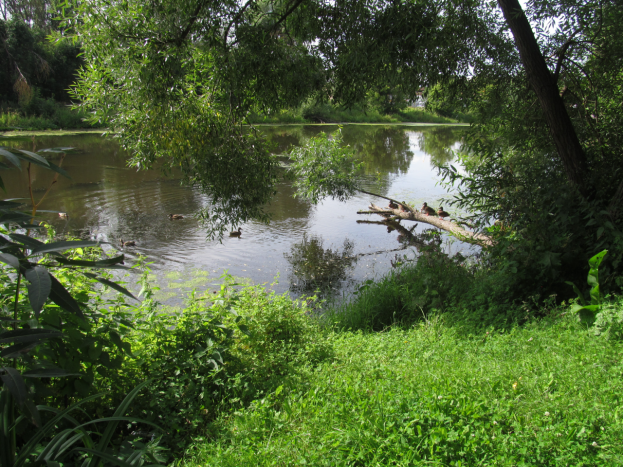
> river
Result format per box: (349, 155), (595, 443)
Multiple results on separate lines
(1, 124), (475, 305)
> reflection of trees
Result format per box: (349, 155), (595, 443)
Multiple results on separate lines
(284, 234), (358, 295)
(416, 128), (463, 166)
(342, 126), (414, 176)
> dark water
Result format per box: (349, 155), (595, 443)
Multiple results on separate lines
(1, 125), (474, 303)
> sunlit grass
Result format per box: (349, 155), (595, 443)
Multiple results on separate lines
(182, 307), (623, 466)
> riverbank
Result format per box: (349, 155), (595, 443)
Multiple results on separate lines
(1, 121), (468, 138)
(0, 104), (465, 135)
(175, 249), (623, 465)
(248, 106), (469, 125)
(182, 307), (623, 466)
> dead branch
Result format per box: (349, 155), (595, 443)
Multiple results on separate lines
(359, 203), (493, 246)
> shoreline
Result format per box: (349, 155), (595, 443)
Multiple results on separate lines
(1, 122), (468, 138)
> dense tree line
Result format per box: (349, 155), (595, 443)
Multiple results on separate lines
(0, 16), (82, 108)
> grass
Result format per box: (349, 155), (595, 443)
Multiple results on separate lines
(247, 104), (466, 125)
(0, 103), (101, 131)
(181, 307), (623, 466)
(178, 250), (623, 466)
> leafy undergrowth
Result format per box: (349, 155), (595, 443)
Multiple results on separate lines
(182, 307), (623, 466)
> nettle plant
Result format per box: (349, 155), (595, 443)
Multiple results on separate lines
(0, 145), (164, 466)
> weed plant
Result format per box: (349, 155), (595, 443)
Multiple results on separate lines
(182, 306), (623, 466)
(324, 248), (534, 333)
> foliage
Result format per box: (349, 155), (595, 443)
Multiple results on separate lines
(214, 282), (333, 387)
(0, 144), (162, 466)
(434, 0), (623, 301)
(183, 303), (623, 466)
(64, 0), (623, 304)
(288, 129), (362, 204)
(0, 18), (83, 105)
(0, 105), (95, 131)
(247, 102), (459, 124)
(63, 0), (503, 235)
(567, 250), (608, 324)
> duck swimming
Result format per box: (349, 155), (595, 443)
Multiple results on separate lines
(120, 239), (136, 247)
(169, 214), (184, 220)
(230, 228), (242, 237)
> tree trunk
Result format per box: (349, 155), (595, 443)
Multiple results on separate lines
(497, 0), (588, 193)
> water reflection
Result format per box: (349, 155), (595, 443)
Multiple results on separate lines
(417, 127), (461, 166)
(284, 234), (358, 295)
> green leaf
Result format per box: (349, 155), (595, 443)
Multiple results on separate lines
(85, 380), (157, 467)
(0, 211), (33, 225)
(0, 252), (21, 270)
(48, 274), (85, 319)
(56, 256), (128, 269)
(565, 281), (586, 306)
(25, 266), (52, 316)
(0, 367), (27, 408)
(0, 148), (22, 169)
(30, 240), (101, 256)
(9, 233), (46, 250)
(17, 149), (50, 166)
(0, 389), (14, 467)
(22, 369), (78, 378)
(47, 161), (71, 179)
(0, 328), (63, 344)
(15, 393), (106, 465)
(588, 250), (608, 270)
(1, 342), (38, 358)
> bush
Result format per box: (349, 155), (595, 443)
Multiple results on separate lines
(80, 276), (334, 453)
(593, 297), (623, 340)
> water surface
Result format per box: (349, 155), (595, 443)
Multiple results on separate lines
(1, 125), (473, 302)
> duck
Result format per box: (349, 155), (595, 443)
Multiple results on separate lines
(388, 200), (398, 209)
(437, 207), (450, 220)
(120, 239), (136, 247)
(421, 202), (436, 216)
(229, 228), (242, 237)
(169, 214), (184, 220)
(58, 212), (68, 219)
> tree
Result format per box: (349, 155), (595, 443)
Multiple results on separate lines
(67, 0), (623, 289)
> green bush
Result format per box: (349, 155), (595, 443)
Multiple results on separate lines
(593, 299), (623, 340)
(325, 245), (531, 332)
(216, 286), (333, 382)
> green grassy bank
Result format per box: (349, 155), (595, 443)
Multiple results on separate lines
(183, 312), (623, 466)
(1, 102), (461, 132)
(1, 238), (622, 465)
(0, 97), (102, 131)
(247, 104), (465, 125)
(178, 251), (623, 466)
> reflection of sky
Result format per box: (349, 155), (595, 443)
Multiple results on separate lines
(387, 130), (461, 207)
(1, 127), (477, 304)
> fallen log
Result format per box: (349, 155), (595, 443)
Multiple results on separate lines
(358, 203), (493, 247)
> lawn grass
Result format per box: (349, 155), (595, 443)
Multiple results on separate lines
(182, 304), (623, 466)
